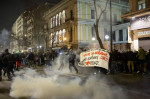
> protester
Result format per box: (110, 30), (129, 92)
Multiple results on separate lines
(26, 50), (35, 68)
(2, 49), (14, 81)
(68, 46), (78, 74)
(137, 47), (146, 74)
(44, 50), (53, 68)
(127, 50), (135, 73)
(145, 49), (150, 74)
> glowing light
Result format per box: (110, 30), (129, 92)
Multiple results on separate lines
(132, 17), (135, 20)
(105, 35), (109, 40)
(92, 37), (96, 41)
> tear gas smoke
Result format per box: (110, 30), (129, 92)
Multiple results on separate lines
(0, 28), (10, 51)
(10, 53), (127, 99)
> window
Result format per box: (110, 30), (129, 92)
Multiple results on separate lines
(92, 27), (95, 37)
(138, 0), (146, 10)
(112, 31), (116, 41)
(113, 14), (117, 24)
(62, 10), (66, 23)
(70, 10), (73, 20)
(69, 27), (72, 42)
(119, 30), (123, 41)
(103, 12), (107, 21)
(59, 12), (62, 25)
(56, 31), (59, 44)
(91, 10), (95, 19)
(126, 29), (128, 41)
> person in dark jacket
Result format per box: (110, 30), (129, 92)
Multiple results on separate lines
(2, 49), (14, 81)
(109, 49), (119, 74)
(127, 51), (135, 73)
(145, 49), (150, 74)
(26, 51), (35, 68)
(44, 50), (53, 67)
(68, 47), (78, 73)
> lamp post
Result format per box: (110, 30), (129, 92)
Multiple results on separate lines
(110, 0), (113, 52)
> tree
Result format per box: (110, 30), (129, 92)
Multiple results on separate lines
(93, 0), (109, 49)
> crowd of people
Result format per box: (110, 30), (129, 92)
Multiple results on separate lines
(0, 46), (150, 81)
(108, 47), (150, 75)
(0, 46), (78, 81)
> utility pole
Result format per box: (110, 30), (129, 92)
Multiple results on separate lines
(110, 0), (113, 52)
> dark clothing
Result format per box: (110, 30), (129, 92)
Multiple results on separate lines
(44, 52), (53, 66)
(127, 51), (135, 61)
(26, 52), (35, 67)
(26, 52), (35, 61)
(68, 50), (78, 73)
(3, 53), (16, 80)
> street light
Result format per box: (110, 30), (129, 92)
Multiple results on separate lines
(64, 37), (66, 41)
(105, 35), (109, 40)
(110, 0), (113, 52)
(92, 37), (96, 41)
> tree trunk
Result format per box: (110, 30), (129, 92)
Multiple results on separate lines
(94, 24), (104, 49)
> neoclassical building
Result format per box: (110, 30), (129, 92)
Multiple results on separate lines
(44, 0), (129, 50)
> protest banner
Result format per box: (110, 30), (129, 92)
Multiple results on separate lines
(78, 49), (110, 70)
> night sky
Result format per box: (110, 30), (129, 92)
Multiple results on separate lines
(0, 0), (61, 31)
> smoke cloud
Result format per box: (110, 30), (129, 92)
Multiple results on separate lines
(10, 52), (127, 99)
(0, 28), (11, 52)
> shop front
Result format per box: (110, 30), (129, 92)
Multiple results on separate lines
(130, 13), (150, 51)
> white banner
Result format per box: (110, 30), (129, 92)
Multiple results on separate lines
(78, 49), (110, 70)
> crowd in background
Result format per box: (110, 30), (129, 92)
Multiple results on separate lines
(108, 47), (150, 75)
(0, 46), (150, 81)
(0, 46), (78, 81)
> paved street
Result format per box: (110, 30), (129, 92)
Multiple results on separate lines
(0, 66), (150, 99)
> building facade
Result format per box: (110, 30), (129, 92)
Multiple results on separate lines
(11, 3), (51, 52)
(44, 0), (129, 51)
(122, 0), (150, 51)
(10, 14), (27, 52)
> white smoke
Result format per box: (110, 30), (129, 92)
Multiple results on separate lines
(10, 69), (126, 99)
(0, 28), (10, 51)
(10, 51), (127, 99)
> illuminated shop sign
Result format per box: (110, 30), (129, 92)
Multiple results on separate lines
(138, 31), (150, 36)
(130, 14), (150, 30)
